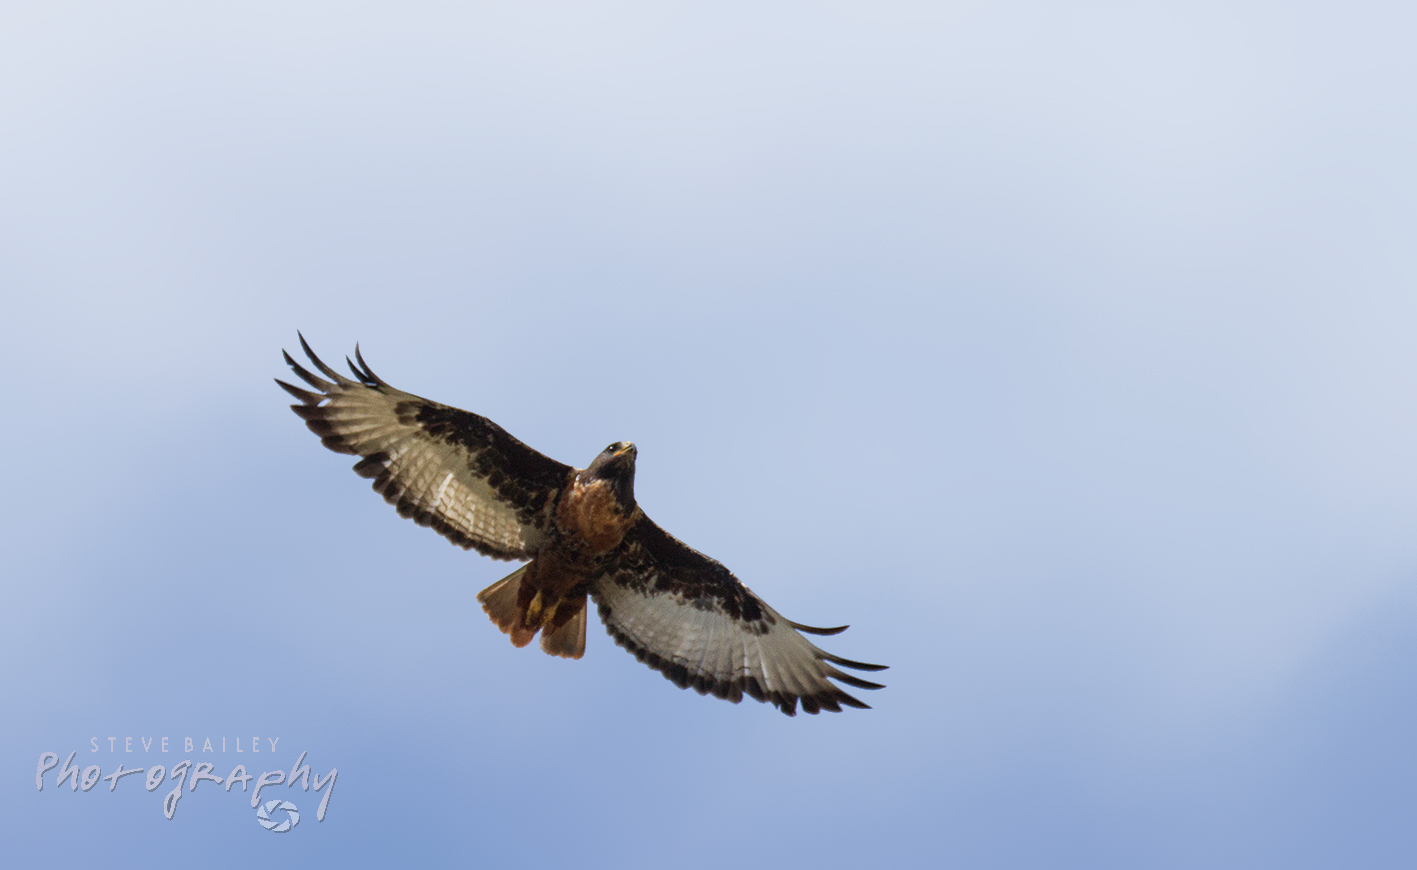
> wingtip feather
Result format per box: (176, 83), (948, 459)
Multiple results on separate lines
(821, 651), (889, 672)
(353, 343), (388, 386)
(787, 620), (850, 636)
(275, 378), (322, 404)
(297, 333), (350, 384)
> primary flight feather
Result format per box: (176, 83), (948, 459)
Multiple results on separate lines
(276, 335), (886, 715)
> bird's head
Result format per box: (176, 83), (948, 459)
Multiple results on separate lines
(584, 441), (638, 511)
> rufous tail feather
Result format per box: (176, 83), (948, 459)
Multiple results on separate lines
(477, 565), (586, 657)
(539, 599), (587, 659)
(476, 565), (536, 648)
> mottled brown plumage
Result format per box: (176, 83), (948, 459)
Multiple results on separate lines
(277, 335), (886, 715)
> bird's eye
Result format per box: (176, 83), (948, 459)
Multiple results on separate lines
(607, 443), (619, 454)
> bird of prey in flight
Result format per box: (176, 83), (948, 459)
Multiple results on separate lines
(277, 335), (885, 715)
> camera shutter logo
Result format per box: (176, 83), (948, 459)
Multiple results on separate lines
(256, 799), (300, 832)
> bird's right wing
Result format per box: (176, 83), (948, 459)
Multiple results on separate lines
(277, 335), (573, 560)
(590, 516), (886, 715)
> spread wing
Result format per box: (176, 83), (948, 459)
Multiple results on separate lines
(276, 335), (572, 560)
(590, 516), (886, 715)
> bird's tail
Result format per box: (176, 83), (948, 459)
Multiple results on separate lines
(538, 599), (587, 660)
(477, 565), (536, 647)
(476, 565), (587, 659)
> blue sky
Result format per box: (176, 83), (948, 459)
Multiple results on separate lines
(3, 2), (1415, 867)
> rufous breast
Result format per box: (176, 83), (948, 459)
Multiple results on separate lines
(555, 476), (637, 556)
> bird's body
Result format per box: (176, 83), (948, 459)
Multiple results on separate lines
(277, 336), (885, 715)
(483, 455), (640, 656)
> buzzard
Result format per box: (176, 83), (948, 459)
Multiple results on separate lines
(276, 336), (886, 715)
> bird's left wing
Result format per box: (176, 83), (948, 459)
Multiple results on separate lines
(590, 516), (886, 715)
(277, 335), (573, 560)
